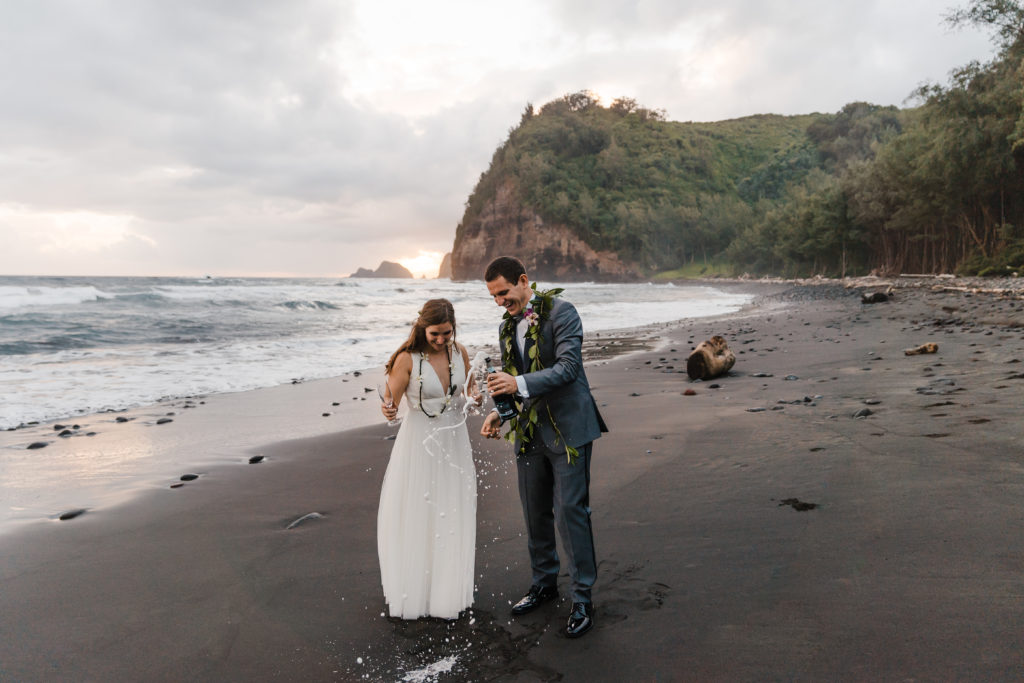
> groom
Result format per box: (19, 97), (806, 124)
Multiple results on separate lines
(481, 255), (607, 638)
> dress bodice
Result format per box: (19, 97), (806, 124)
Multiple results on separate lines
(407, 350), (467, 416)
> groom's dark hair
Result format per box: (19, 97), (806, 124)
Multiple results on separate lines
(485, 256), (526, 283)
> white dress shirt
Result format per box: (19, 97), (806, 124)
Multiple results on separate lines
(515, 316), (530, 397)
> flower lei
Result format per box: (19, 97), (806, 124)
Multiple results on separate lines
(499, 282), (580, 465)
(417, 346), (455, 418)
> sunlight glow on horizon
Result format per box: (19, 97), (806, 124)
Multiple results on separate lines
(398, 250), (446, 279)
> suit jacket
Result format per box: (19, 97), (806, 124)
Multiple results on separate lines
(500, 297), (608, 453)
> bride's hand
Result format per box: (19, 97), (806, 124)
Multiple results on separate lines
(381, 402), (398, 421)
(481, 411), (501, 439)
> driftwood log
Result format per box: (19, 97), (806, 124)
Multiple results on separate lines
(686, 335), (736, 380)
(905, 342), (939, 356)
(861, 287), (894, 304)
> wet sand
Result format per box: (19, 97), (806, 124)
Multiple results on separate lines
(1, 279), (1023, 681)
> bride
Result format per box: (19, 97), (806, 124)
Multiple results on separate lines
(377, 298), (478, 619)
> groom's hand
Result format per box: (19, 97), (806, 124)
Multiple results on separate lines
(481, 411), (502, 439)
(486, 371), (517, 397)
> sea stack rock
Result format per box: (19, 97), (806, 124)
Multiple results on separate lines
(349, 261), (414, 278)
(437, 252), (453, 279)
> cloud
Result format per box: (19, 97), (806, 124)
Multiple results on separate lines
(0, 0), (997, 276)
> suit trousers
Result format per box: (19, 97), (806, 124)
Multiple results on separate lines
(516, 439), (596, 604)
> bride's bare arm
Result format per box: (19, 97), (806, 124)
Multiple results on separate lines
(458, 343), (481, 403)
(381, 352), (412, 420)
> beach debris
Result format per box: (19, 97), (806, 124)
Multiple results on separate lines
(322, 413), (331, 417)
(248, 455), (265, 464)
(58, 429), (73, 437)
(751, 372), (774, 378)
(853, 408), (874, 418)
(709, 383), (721, 389)
(180, 473), (199, 481)
(170, 483), (185, 489)
(686, 336), (736, 380)
(156, 418), (173, 425)
(784, 374), (799, 380)
(863, 399), (882, 405)
(905, 342), (939, 356)
(27, 442), (48, 449)
(53, 424), (66, 430)
(58, 509), (87, 521)
(861, 287), (893, 304)
(286, 512), (324, 530)
(746, 407), (766, 413)
(683, 389), (697, 396)
(115, 416), (132, 423)
(778, 498), (818, 511)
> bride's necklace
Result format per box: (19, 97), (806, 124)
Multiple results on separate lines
(418, 345), (455, 418)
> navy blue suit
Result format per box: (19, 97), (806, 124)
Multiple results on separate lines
(501, 297), (607, 604)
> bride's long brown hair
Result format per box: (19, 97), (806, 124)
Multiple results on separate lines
(385, 298), (457, 374)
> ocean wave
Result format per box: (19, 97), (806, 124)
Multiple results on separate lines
(110, 292), (172, 305)
(0, 285), (107, 311)
(277, 300), (340, 311)
(0, 335), (97, 355)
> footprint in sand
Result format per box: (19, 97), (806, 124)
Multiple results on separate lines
(592, 560), (672, 626)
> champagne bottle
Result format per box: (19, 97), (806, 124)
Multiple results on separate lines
(485, 357), (519, 423)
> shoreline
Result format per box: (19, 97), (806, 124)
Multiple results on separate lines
(0, 282), (772, 534)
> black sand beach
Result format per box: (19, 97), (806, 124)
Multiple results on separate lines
(1, 278), (1023, 681)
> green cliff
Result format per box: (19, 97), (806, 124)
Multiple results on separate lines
(452, 1), (1024, 280)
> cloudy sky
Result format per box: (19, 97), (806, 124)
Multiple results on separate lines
(0, 0), (995, 278)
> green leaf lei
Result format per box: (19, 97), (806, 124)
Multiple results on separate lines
(499, 282), (580, 466)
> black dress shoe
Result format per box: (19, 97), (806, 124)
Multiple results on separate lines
(565, 602), (594, 638)
(510, 585), (558, 615)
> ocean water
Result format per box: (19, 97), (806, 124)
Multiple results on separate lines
(0, 276), (752, 430)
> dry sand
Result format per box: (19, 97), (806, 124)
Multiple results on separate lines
(1, 279), (1023, 682)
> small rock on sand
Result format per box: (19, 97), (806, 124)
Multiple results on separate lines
(779, 498), (818, 511)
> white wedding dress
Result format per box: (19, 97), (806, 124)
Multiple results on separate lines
(377, 352), (477, 619)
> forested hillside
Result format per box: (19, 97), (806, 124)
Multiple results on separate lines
(453, 0), (1024, 279)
